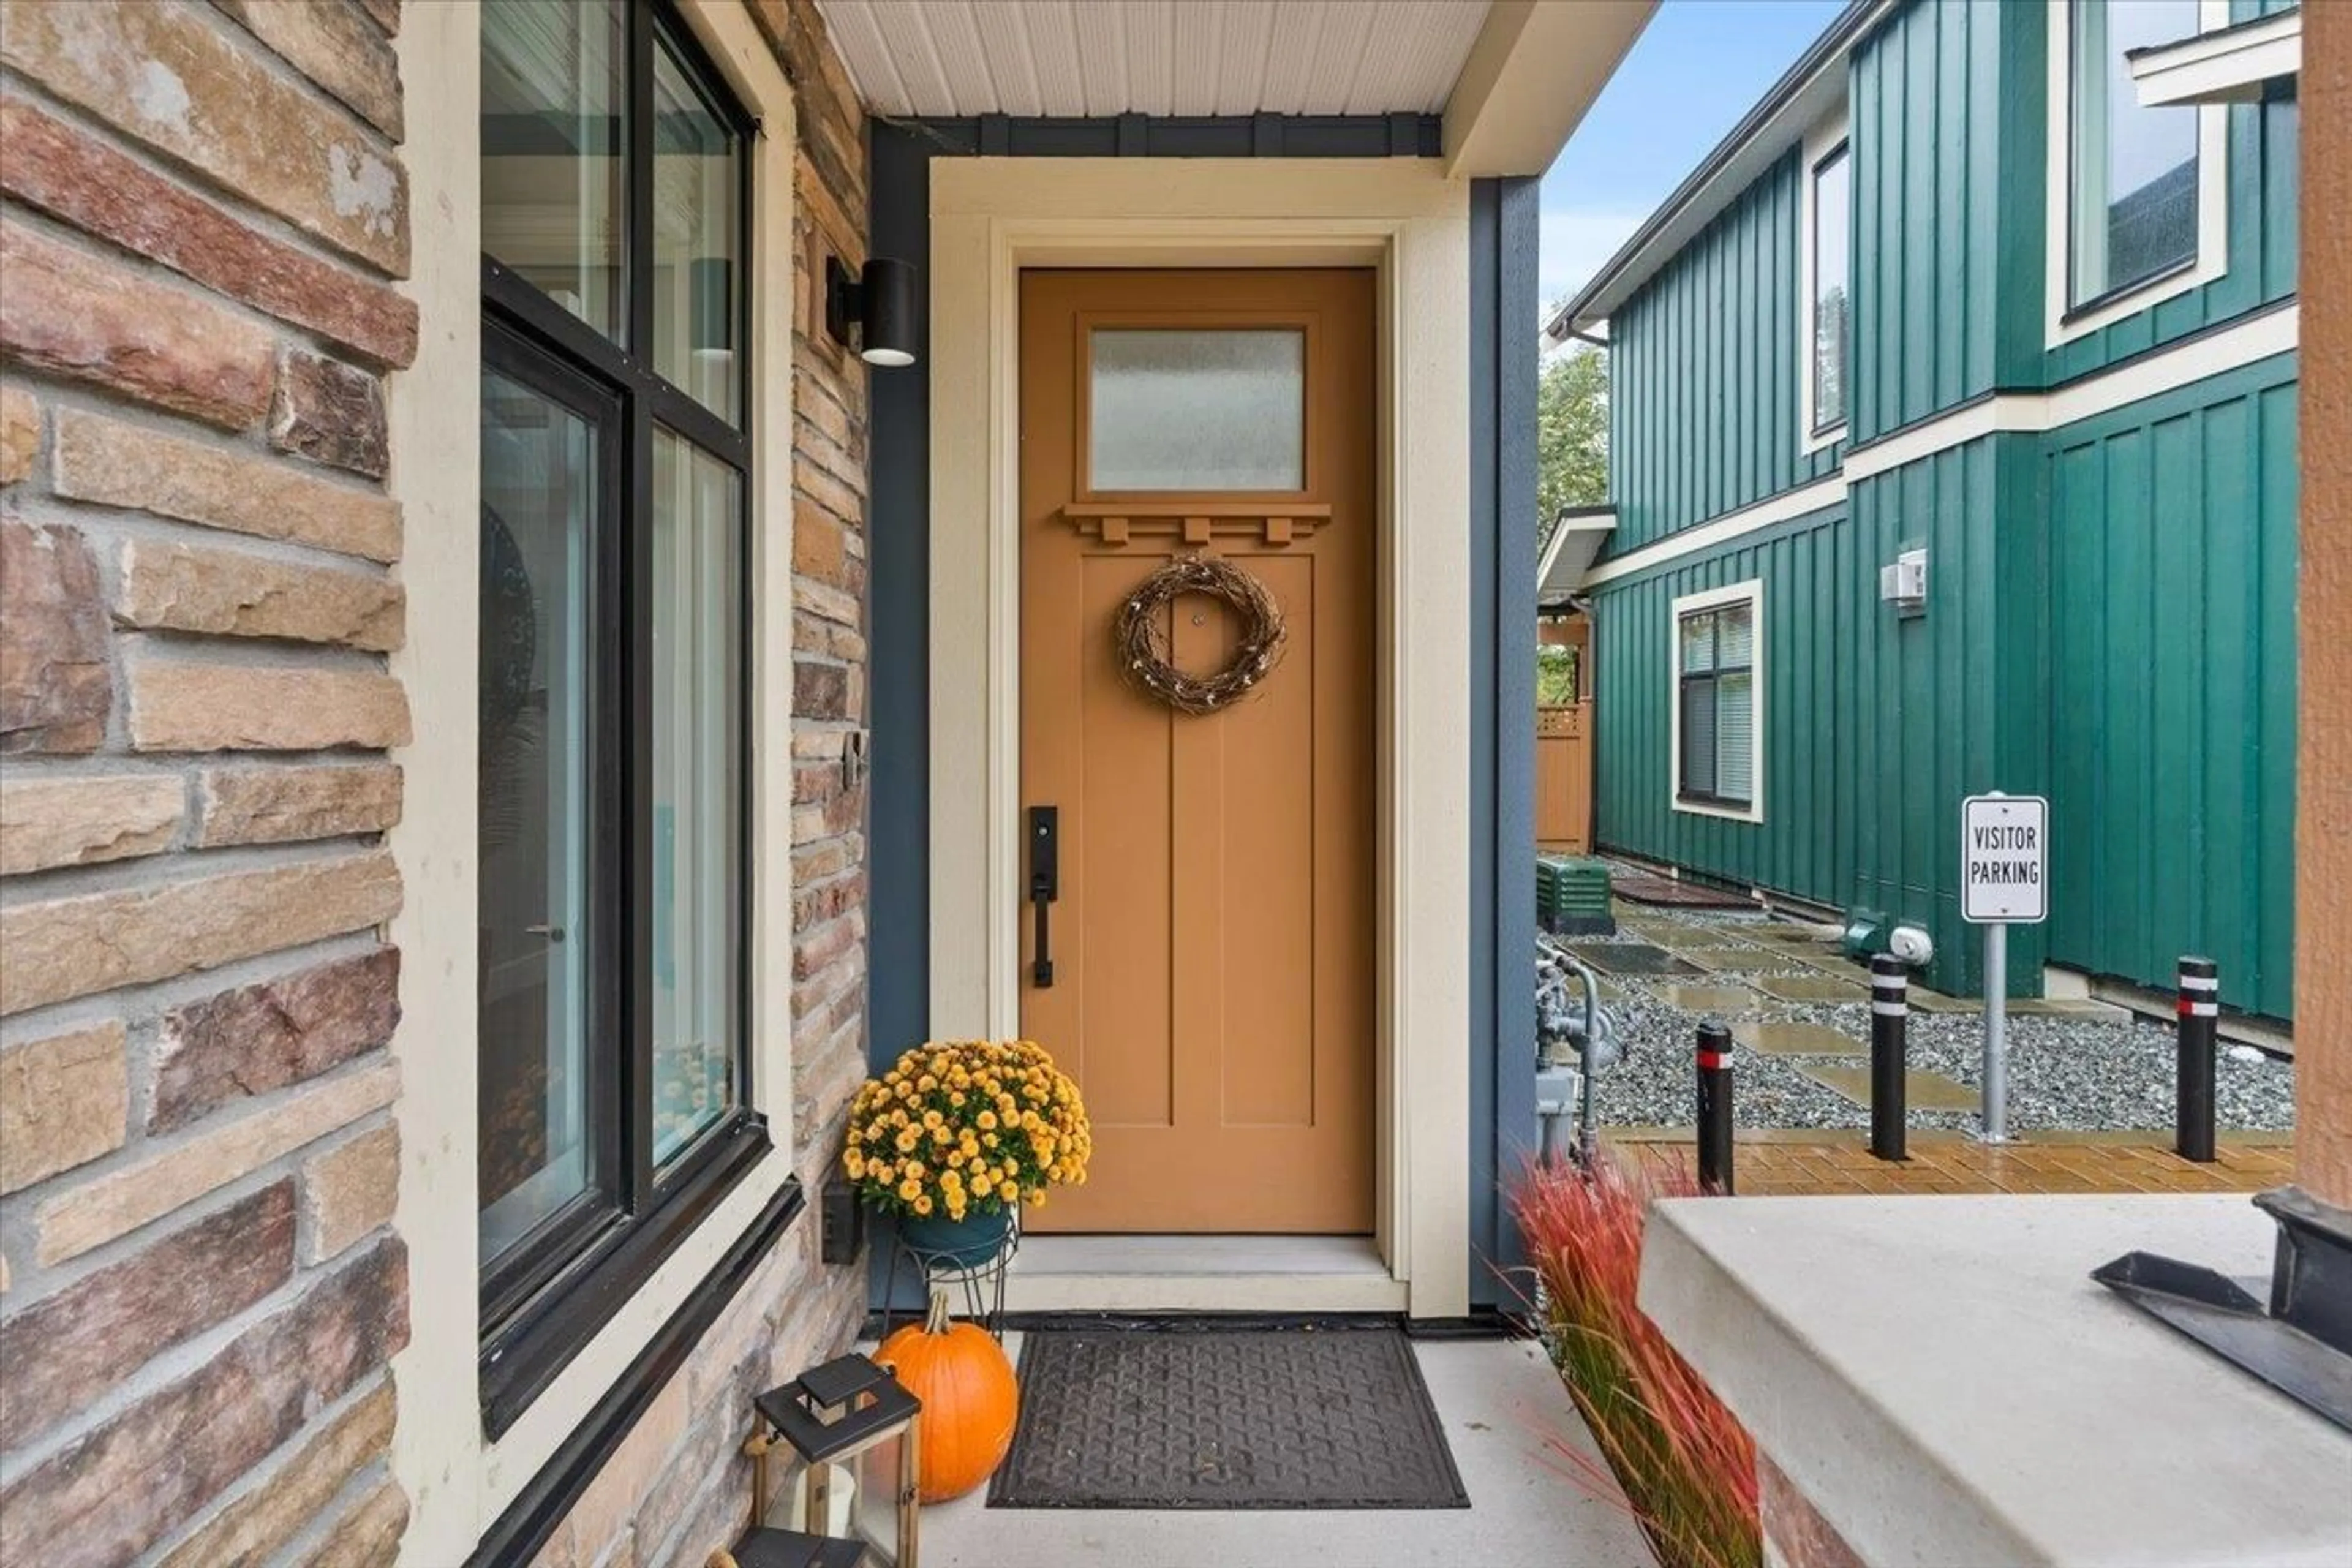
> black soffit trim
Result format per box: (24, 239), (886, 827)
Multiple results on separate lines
(466, 1177), (805, 1568)
(893, 110), (1442, 160)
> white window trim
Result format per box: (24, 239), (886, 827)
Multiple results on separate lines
(1668, 579), (1766, 825)
(387, 1), (801, 1557)
(1798, 106), (1850, 456)
(2045, 0), (2232, 347)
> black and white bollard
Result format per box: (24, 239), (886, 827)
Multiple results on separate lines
(1869, 954), (1909, 1163)
(1695, 1019), (1735, 1194)
(2176, 957), (2218, 1163)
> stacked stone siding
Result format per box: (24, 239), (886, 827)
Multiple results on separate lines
(0, 1), (414, 1564)
(522, 3), (876, 1564)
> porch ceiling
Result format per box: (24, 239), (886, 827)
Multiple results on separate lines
(816, 0), (1493, 119)
(815, 1), (1656, 177)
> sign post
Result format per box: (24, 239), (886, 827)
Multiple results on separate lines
(1961, 792), (2048, 1143)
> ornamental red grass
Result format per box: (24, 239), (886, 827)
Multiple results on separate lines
(1512, 1153), (1760, 1568)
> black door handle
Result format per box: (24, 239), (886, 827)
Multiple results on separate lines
(1029, 806), (1058, 987)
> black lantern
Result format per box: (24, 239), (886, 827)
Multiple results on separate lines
(825, 257), (918, 368)
(726, 1353), (922, 1568)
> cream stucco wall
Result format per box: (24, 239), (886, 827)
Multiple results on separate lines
(924, 159), (1474, 1318)
(385, 3), (801, 1557)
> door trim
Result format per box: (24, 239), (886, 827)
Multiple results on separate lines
(925, 159), (1473, 1318)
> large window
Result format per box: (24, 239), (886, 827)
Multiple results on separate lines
(478, 0), (760, 1431)
(1675, 589), (1760, 816)
(2068, 0), (2202, 307)
(1809, 143), (1850, 435)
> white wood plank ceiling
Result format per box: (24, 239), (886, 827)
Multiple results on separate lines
(815, 1), (1497, 119)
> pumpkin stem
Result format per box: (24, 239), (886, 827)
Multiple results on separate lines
(925, 1288), (952, 1335)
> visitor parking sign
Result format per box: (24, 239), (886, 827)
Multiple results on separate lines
(1961, 793), (2048, 924)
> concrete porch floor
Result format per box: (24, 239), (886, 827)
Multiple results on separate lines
(918, 1333), (1655, 1567)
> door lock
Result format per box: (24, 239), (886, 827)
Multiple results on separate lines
(1028, 805), (1059, 987)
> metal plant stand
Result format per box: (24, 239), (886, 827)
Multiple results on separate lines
(880, 1207), (1020, 1342)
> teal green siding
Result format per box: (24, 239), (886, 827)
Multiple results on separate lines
(2043, 355), (2299, 1018)
(1847, 0), (2008, 442)
(1589, 435), (2040, 998)
(1605, 152), (1842, 556)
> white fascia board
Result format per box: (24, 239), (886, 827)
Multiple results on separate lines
(1539, 511), (1619, 600)
(2132, 8), (2300, 108)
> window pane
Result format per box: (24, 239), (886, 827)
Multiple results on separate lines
(483, 0), (627, 339)
(1089, 329), (1305, 491)
(1679, 611), (1716, 674)
(652, 32), (742, 423)
(650, 432), (742, 1168)
(2071, 0), (2200, 303)
(480, 364), (603, 1264)
(1716, 602), (1755, 668)
(1716, 671), (1755, 805)
(1812, 146), (1850, 431)
(1681, 677), (1718, 798)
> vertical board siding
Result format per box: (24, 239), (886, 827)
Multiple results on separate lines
(2043, 355), (2299, 1018)
(1604, 151), (1842, 554)
(1588, 434), (2024, 998)
(1848, 0), (2006, 442)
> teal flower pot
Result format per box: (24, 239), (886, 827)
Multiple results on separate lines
(895, 1205), (1014, 1270)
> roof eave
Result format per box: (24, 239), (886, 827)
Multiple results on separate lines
(1543, 0), (1890, 344)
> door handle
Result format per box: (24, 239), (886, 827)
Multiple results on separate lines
(524, 923), (567, 944)
(1028, 805), (1058, 987)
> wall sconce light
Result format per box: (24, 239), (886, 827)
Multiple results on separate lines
(827, 257), (918, 368)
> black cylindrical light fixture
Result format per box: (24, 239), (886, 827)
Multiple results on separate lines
(826, 255), (918, 368)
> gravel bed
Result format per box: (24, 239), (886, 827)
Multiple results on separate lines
(1547, 922), (2296, 1135)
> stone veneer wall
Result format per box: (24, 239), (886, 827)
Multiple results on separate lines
(519, 2), (876, 1564)
(0, 1), (416, 1565)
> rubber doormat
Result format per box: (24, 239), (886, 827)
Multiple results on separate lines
(1611, 873), (1752, 908)
(989, 1325), (1469, 1510)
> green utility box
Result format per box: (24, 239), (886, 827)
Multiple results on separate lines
(1538, 856), (1615, 937)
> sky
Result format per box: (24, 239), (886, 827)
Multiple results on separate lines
(1539, 0), (1850, 320)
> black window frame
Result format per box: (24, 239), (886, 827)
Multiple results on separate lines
(477, 0), (766, 1440)
(1808, 139), (1850, 439)
(2061, 0), (2206, 320)
(1676, 603), (1755, 812)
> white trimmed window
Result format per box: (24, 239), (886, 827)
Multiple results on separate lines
(2047, 0), (2230, 343)
(1797, 112), (1849, 454)
(1671, 581), (1764, 823)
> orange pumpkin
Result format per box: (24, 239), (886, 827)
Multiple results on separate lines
(876, 1291), (1020, 1502)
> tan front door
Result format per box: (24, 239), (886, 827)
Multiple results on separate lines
(1018, 269), (1376, 1234)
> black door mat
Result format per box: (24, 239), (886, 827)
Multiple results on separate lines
(1611, 873), (1753, 908)
(989, 1325), (1469, 1510)
(1566, 941), (1706, 978)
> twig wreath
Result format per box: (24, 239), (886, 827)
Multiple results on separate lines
(1114, 554), (1287, 715)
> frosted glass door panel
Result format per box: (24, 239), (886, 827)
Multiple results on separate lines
(1089, 329), (1304, 491)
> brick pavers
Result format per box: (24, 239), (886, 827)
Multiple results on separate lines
(1607, 1128), (2296, 1196)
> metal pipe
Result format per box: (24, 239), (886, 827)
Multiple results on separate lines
(1870, 954), (1909, 1162)
(1982, 922), (2010, 1144)
(2176, 956), (2219, 1163)
(1695, 1019), (1734, 1194)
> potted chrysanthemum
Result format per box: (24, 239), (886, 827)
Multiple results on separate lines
(845, 1039), (1092, 1268)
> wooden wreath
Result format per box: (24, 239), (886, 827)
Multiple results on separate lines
(1114, 554), (1287, 715)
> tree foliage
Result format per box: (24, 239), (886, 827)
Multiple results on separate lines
(1537, 339), (1610, 558)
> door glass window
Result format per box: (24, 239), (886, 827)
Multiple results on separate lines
(2070, 0), (2201, 305)
(1088, 328), (1305, 491)
(482, 0), (627, 340)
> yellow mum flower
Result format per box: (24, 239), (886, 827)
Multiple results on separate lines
(948, 1150), (967, 1167)
(984, 1132), (1000, 1148)
(898, 1179), (921, 1201)
(921, 1109), (944, 1130)
(949, 1091), (967, 1107)
(998, 1179), (1021, 1201)
(904, 1159), (925, 1179)
(913, 1194), (933, 1216)
(916, 1073), (938, 1091)
(895, 1129), (919, 1153)
(977, 1111), (998, 1131)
